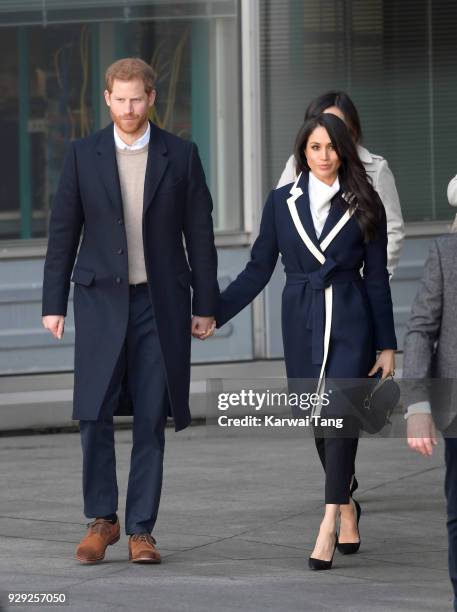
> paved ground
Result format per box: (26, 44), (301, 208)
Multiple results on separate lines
(0, 422), (452, 612)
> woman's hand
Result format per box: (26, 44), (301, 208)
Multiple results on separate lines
(368, 349), (395, 380)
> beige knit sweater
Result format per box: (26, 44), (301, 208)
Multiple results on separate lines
(115, 144), (148, 284)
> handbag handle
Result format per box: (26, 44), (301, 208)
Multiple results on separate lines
(364, 373), (395, 409)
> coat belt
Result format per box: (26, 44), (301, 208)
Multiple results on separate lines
(286, 266), (361, 367)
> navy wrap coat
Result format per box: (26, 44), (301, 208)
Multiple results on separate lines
(42, 121), (218, 431)
(216, 171), (397, 382)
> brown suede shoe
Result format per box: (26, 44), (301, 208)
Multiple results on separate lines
(75, 518), (120, 564)
(128, 533), (161, 563)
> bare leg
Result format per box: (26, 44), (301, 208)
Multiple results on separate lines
(310, 504), (339, 561)
(339, 498), (360, 543)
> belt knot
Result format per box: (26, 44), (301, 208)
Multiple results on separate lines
(307, 257), (338, 291)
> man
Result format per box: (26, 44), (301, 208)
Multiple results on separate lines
(42, 58), (218, 564)
(403, 233), (457, 610)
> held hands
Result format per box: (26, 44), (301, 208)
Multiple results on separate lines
(42, 315), (65, 340)
(407, 414), (438, 457)
(368, 349), (395, 380)
(43, 314), (215, 341)
(191, 315), (216, 340)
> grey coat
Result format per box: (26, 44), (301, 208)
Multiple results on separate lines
(402, 235), (457, 430)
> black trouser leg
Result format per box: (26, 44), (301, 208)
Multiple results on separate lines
(314, 415), (359, 505)
(79, 347), (126, 518)
(315, 436), (359, 488)
(322, 436), (359, 504)
(445, 437), (457, 611)
(124, 284), (168, 536)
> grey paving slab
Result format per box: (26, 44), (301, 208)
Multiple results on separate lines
(0, 423), (453, 612)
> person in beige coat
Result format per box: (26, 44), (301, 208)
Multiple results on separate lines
(277, 91), (405, 276)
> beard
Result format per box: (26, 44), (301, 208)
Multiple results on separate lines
(110, 109), (149, 135)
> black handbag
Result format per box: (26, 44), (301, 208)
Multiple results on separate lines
(357, 374), (401, 434)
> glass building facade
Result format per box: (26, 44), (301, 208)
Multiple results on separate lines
(0, 0), (242, 241)
(259, 0), (457, 223)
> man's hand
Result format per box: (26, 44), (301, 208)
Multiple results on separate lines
(42, 315), (65, 340)
(407, 413), (438, 457)
(191, 316), (215, 340)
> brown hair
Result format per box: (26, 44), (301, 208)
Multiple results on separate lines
(105, 57), (156, 94)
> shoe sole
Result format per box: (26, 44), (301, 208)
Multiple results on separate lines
(128, 548), (161, 563)
(75, 534), (120, 564)
(129, 554), (161, 564)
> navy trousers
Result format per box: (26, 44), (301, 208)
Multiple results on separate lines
(79, 283), (168, 535)
(445, 436), (457, 611)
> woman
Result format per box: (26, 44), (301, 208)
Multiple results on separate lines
(214, 114), (397, 570)
(277, 91), (404, 277)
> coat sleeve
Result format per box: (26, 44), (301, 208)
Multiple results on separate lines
(362, 199), (397, 350)
(183, 142), (218, 317)
(276, 155), (297, 189)
(402, 239), (443, 409)
(375, 159), (405, 276)
(216, 190), (279, 327)
(447, 174), (457, 206)
(403, 239), (443, 379)
(42, 142), (84, 316)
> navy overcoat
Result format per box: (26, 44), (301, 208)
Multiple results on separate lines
(216, 171), (397, 382)
(42, 121), (218, 431)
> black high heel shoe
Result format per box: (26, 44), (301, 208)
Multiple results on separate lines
(308, 532), (338, 571)
(337, 499), (361, 555)
(350, 475), (359, 496)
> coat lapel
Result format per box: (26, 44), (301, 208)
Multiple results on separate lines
(143, 121), (169, 216)
(287, 172), (354, 258)
(294, 172), (321, 249)
(318, 192), (347, 244)
(95, 123), (124, 217)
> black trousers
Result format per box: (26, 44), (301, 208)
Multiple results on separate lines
(79, 284), (168, 535)
(314, 416), (360, 505)
(443, 416), (457, 611)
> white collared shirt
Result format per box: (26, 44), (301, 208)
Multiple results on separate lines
(113, 122), (150, 151)
(308, 172), (340, 238)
